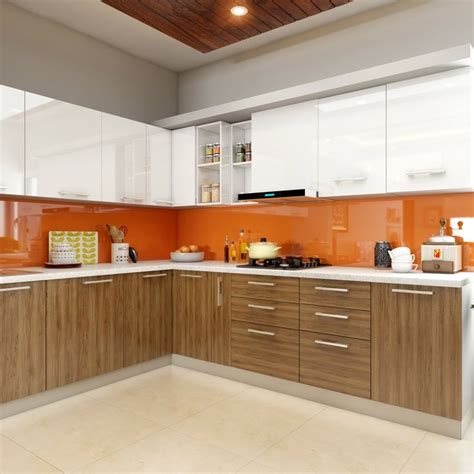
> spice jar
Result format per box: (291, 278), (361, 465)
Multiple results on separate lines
(213, 143), (220, 163)
(205, 144), (213, 164)
(201, 184), (211, 203)
(211, 183), (220, 203)
(245, 142), (252, 162)
(234, 143), (245, 163)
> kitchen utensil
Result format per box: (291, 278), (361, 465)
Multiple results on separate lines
(170, 251), (204, 262)
(374, 241), (392, 268)
(106, 224), (125, 243)
(129, 246), (138, 263)
(248, 238), (281, 260)
(111, 243), (129, 264)
(391, 254), (415, 263)
(392, 262), (418, 273)
(388, 247), (411, 260)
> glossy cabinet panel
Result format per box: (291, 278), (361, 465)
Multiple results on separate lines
(172, 126), (196, 206)
(0, 86), (24, 196)
(102, 113), (147, 205)
(147, 124), (172, 206)
(387, 68), (473, 193)
(251, 100), (318, 192)
(25, 93), (102, 200)
(319, 86), (386, 197)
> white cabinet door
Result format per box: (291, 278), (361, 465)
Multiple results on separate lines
(172, 126), (196, 206)
(146, 124), (172, 206)
(0, 86), (24, 195)
(102, 113), (147, 205)
(387, 68), (473, 193)
(319, 86), (386, 197)
(25, 93), (102, 200)
(251, 101), (318, 192)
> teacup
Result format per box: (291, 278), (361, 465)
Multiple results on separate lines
(392, 262), (418, 273)
(388, 247), (411, 259)
(391, 254), (415, 263)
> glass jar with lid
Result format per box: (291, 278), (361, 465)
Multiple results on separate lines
(201, 184), (211, 203)
(211, 183), (220, 203)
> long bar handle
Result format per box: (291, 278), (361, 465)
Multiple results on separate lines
(58, 190), (90, 197)
(248, 303), (275, 311)
(142, 273), (167, 279)
(248, 328), (276, 337)
(392, 288), (433, 296)
(217, 276), (223, 307)
(314, 286), (348, 293)
(0, 286), (31, 293)
(247, 281), (275, 287)
(315, 339), (349, 349)
(315, 311), (349, 320)
(180, 274), (203, 279)
(82, 279), (113, 285)
(406, 168), (446, 177)
(333, 176), (367, 183)
(0, 185), (8, 190)
(153, 200), (174, 205)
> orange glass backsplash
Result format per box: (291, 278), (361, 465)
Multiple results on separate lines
(0, 197), (177, 267)
(0, 193), (473, 269)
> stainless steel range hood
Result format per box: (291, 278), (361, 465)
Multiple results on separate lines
(237, 189), (319, 203)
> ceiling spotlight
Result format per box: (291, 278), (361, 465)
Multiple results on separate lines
(231, 5), (248, 16)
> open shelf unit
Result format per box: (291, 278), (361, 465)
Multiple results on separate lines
(196, 121), (231, 205)
(230, 120), (252, 204)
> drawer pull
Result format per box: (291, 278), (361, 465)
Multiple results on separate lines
(314, 286), (348, 293)
(180, 274), (203, 279)
(314, 339), (349, 349)
(248, 303), (275, 311)
(82, 279), (113, 285)
(315, 311), (349, 320)
(406, 168), (446, 177)
(142, 273), (167, 278)
(248, 328), (276, 337)
(247, 281), (275, 287)
(0, 285), (31, 293)
(392, 288), (433, 296)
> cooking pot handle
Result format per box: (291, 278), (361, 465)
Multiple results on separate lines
(274, 247), (282, 251)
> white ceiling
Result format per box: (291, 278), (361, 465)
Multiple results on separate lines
(8, 0), (396, 72)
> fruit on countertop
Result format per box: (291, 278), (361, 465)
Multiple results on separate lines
(189, 244), (199, 253)
(175, 244), (199, 253)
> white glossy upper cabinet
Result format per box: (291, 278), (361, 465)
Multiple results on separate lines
(102, 113), (147, 205)
(387, 68), (473, 193)
(251, 101), (318, 192)
(171, 126), (196, 206)
(147, 124), (172, 206)
(319, 86), (386, 197)
(25, 93), (102, 200)
(0, 86), (24, 195)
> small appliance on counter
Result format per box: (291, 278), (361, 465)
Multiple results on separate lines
(374, 241), (392, 268)
(421, 218), (462, 274)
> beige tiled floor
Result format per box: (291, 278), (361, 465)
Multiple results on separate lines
(0, 366), (472, 473)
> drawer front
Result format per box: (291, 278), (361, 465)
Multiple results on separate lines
(231, 320), (299, 382)
(300, 279), (370, 310)
(232, 297), (299, 329)
(300, 304), (370, 340)
(231, 274), (299, 303)
(300, 330), (370, 398)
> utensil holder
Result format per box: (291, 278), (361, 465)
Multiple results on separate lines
(111, 243), (129, 264)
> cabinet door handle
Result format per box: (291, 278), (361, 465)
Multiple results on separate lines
(82, 279), (113, 285)
(392, 288), (433, 296)
(58, 190), (90, 197)
(217, 276), (223, 307)
(180, 274), (202, 279)
(0, 185), (8, 190)
(248, 328), (275, 337)
(406, 168), (446, 177)
(121, 196), (145, 203)
(153, 200), (174, 205)
(333, 176), (367, 183)
(247, 281), (275, 287)
(142, 273), (167, 279)
(314, 339), (349, 349)
(0, 285), (31, 293)
(248, 303), (275, 311)
(315, 311), (349, 320)
(314, 286), (348, 293)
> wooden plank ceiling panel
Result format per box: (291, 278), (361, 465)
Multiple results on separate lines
(101, 0), (352, 53)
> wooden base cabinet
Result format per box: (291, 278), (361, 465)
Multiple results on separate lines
(173, 271), (230, 365)
(46, 276), (124, 389)
(1, 282), (46, 403)
(371, 284), (461, 420)
(123, 271), (172, 367)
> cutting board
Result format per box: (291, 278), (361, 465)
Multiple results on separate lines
(48, 231), (99, 264)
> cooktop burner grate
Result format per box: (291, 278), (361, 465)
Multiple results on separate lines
(236, 256), (330, 270)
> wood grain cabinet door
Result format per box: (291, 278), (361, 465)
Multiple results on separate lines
(122, 271), (172, 367)
(372, 284), (461, 420)
(1, 282), (46, 403)
(46, 276), (123, 389)
(173, 271), (230, 365)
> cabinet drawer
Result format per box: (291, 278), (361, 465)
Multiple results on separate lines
(300, 279), (370, 310)
(300, 304), (370, 340)
(232, 297), (299, 329)
(231, 274), (299, 303)
(231, 320), (299, 382)
(300, 330), (370, 398)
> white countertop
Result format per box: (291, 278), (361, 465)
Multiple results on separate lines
(0, 260), (473, 288)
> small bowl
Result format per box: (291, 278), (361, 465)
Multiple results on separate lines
(170, 251), (204, 262)
(392, 262), (418, 273)
(391, 254), (415, 263)
(388, 247), (411, 259)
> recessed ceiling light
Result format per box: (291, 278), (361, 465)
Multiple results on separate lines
(231, 5), (248, 16)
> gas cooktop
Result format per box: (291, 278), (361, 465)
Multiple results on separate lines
(236, 256), (330, 270)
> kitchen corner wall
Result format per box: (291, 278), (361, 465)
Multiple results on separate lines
(0, 192), (473, 268)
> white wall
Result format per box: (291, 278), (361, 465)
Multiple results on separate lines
(178, 0), (474, 113)
(0, 2), (178, 123)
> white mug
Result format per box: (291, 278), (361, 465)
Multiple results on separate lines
(392, 262), (418, 273)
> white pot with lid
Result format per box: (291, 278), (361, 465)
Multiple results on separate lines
(248, 238), (281, 260)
